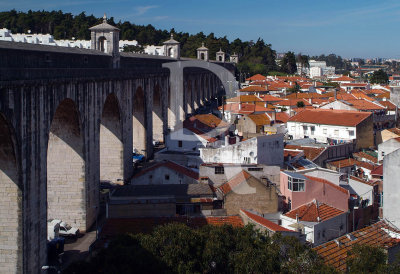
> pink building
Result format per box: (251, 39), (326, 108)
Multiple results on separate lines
(280, 171), (350, 212)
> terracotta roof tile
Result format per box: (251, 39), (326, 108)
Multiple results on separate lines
(332, 76), (355, 82)
(314, 221), (400, 272)
(226, 95), (263, 103)
(285, 201), (345, 222)
(247, 113), (271, 126)
(288, 109), (371, 127)
(239, 85), (267, 92)
(352, 151), (378, 163)
(379, 100), (397, 111)
(240, 209), (293, 232)
(275, 112), (290, 123)
(344, 99), (384, 111)
(246, 74), (267, 81)
(284, 145), (325, 161)
(218, 170), (252, 195)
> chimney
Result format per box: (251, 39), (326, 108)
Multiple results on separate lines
(271, 111), (276, 122)
(239, 103), (242, 110)
(224, 135), (229, 146)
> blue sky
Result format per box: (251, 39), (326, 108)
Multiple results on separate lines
(2, 0), (400, 58)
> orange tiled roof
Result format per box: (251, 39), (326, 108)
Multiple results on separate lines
(274, 99), (312, 107)
(132, 160), (199, 180)
(285, 93), (327, 99)
(288, 109), (371, 127)
(239, 85), (267, 92)
(371, 165), (383, 176)
(275, 112), (290, 123)
(221, 103), (273, 114)
(284, 149), (302, 158)
(304, 175), (349, 195)
(376, 92), (390, 99)
(218, 170), (252, 195)
(379, 100), (396, 111)
(343, 99), (384, 111)
(285, 201), (345, 222)
(188, 114), (229, 128)
(314, 221), (400, 272)
(327, 158), (358, 168)
(284, 145), (325, 161)
(226, 95), (263, 103)
(352, 152), (378, 163)
(259, 94), (285, 102)
(340, 83), (368, 87)
(246, 74), (266, 82)
(247, 113), (271, 126)
(332, 76), (355, 82)
(241, 209), (293, 232)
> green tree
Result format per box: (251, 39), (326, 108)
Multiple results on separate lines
(280, 51), (297, 74)
(297, 101), (305, 108)
(346, 244), (389, 273)
(370, 69), (389, 84)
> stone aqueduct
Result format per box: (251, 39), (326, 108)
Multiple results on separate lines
(0, 37), (236, 272)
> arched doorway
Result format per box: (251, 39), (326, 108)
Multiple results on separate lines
(100, 94), (124, 183)
(98, 36), (107, 53)
(47, 99), (86, 230)
(133, 87), (147, 156)
(168, 48), (174, 58)
(0, 114), (22, 273)
(153, 84), (164, 143)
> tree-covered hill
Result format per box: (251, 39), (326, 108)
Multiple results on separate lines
(0, 10), (278, 74)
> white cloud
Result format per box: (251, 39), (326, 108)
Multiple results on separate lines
(135, 5), (159, 16)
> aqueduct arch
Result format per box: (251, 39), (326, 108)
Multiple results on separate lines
(100, 94), (124, 183)
(133, 87), (147, 156)
(0, 114), (22, 273)
(152, 84), (164, 143)
(47, 99), (86, 230)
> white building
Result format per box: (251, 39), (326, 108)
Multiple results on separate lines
(200, 134), (284, 166)
(383, 148), (400, 228)
(287, 109), (372, 148)
(0, 27), (138, 52)
(281, 200), (348, 246)
(310, 67), (323, 78)
(378, 137), (400, 162)
(144, 45), (164, 56)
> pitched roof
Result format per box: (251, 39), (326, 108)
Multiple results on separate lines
(288, 109), (371, 127)
(314, 221), (400, 272)
(352, 152), (378, 163)
(343, 99), (384, 111)
(259, 95), (285, 102)
(187, 114), (229, 129)
(332, 76), (355, 82)
(217, 170), (252, 195)
(240, 209), (293, 232)
(304, 175), (349, 195)
(284, 145), (325, 161)
(379, 100), (397, 111)
(247, 114), (271, 126)
(132, 161), (199, 180)
(274, 99), (312, 107)
(371, 165), (383, 176)
(275, 112), (290, 123)
(220, 103), (273, 114)
(246, 74), (267, 81)
(387, 128), (400, 135)
(340, 83), (368, 87)
(285, 201), (345, 222)
(327, 158), (359, 168)
(239, 86), (267, 92)
(226, 95), (263, 103)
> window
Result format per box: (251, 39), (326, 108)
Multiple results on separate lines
(178, 140), (183, 147)
(288, 176), (305, 192)
(303, 125), (308, 133)
(215, 166), (224, 174)
(323, 128), (327, 135)
(243, 157), (250, 164)
(348, 130), (354, 137)
(248, 167), (263, 171)
(310, 126), (315, 135)
(165, 175), (170, 180)
(334, 129), (339, 136)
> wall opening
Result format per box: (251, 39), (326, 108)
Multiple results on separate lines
(0, 114), (22, 273)
(168, 48), (174, 58)
(219, 56), (222, 62)
(47, 99), (86, 230)
(152, 84), (164, 143)
(133, 87), (147, 156)
(100, 94), (124, 183)
(200, 52), (205, 60)
(98, 36), (107, 53)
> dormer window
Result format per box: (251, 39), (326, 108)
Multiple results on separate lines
(288, 176), (305, 192)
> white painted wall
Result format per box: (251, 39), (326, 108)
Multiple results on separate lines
(287, 121), (356, 143)
(378, 138), (400, 162)
(166, 128), (208, 152)
(131, 165), (197, 185)
(383, 148), (400, 227)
